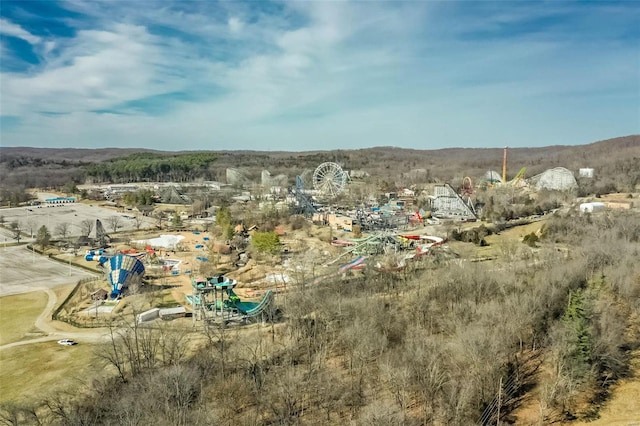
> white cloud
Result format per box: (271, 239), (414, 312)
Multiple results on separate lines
(0, 1), (638, 150)
(228, 17), (243, 34)
(1, 23), (201, 116)
(0, 18), (41, 44)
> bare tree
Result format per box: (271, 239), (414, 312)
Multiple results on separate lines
(55, 222), (71, 242)
(133, 215), (144, 231)
(97, 322), (128, 382)
(153, 211), (165, 229)
(25, 218), (37, 239)
(80, 219), (94, 237)
(0, 401), (44, 425)
(107, 215), (123, 233)
(9, 221), (22, 243)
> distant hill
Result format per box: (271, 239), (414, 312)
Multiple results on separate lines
(1, 135), (638, 190)
(0, 147), (160, 163)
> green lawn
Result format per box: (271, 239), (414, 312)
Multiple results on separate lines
(0, 291), (48, 345)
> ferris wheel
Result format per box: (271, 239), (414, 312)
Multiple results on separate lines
(313, 162), (347, 197)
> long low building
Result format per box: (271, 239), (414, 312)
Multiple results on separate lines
(579, 202), (606, 213)
(159, 306), (187, 320)
(45, 196), (76, 204)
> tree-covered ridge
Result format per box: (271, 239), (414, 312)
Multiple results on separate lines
(85, 152), (218, 183)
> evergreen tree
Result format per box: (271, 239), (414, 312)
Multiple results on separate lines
(171, 214), (183, 230)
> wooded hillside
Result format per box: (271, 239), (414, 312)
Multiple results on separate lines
(1, 135), (638, 191)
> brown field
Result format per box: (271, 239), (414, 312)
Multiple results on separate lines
(568, 350), (640, 426)
(0, 291), (48, 345)
(0, 341), (104, 403)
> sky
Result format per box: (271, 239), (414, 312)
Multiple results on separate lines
(0, 1), (638, 151)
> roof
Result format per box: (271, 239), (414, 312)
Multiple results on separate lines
(159, 186), (189, 204)
(159, 306), (186, 316)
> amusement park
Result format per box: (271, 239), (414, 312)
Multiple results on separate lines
(0, 150), (632, 331)
(1, 143), (639, 425)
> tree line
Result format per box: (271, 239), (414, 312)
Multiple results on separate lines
(84, 152), (218, 183)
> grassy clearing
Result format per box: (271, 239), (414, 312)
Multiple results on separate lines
(569, 350), (640, 426)
(0, 341), (104, 404)
(0, 291), (48, 345)
(448, 220), (548, 260)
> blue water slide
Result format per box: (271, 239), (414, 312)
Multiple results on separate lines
(107, 254), (145, 298)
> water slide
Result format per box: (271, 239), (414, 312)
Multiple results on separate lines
(338, 255), (367, 272)
(225, 288), (275, 317)
(106, 254), (145, 298)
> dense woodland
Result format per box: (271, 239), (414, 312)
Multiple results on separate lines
(1, 211), (639, 425)
(84, 152), (218, 183)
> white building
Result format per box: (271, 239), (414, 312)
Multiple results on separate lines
(579, 202), (606, 213)
(579, 168), (595, 178)
(136, 308), (160, 324)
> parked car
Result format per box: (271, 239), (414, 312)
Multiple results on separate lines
(57, 339), (77, 346)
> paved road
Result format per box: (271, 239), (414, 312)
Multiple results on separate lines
(0, 286), (110, 351)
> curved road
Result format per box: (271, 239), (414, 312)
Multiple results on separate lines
(0, 288), (110, 351)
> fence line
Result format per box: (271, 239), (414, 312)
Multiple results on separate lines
(51, 276), (99, 321)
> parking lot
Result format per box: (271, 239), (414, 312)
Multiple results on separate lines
(0, 200), (155, 240)
(0, 246), (96, 296)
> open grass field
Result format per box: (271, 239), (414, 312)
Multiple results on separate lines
(0, 341), (104, 404)
(0, 291), (48, 345)
(447, 219), (547, 260)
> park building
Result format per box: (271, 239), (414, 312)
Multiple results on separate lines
(579, 202), (606, 213)
(45, 197), (76, 204)
(579, 168), (595, 178)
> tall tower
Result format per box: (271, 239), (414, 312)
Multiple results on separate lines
(502, 147), (508, 184)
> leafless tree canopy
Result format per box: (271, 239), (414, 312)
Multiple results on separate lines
(4, 209), (638, 425)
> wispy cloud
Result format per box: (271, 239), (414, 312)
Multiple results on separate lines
(0, 17), (41, 44)
(0, 1), (637, 150)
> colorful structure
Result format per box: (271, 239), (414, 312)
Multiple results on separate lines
(106, 254), (145, 299)
(85, 248), (108, 264)
(190, 275), (274, 323)
(45, 197), (76, 204)
(339, 255), (367, 272)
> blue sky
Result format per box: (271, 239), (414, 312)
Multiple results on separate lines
(1, 1), (638, 151)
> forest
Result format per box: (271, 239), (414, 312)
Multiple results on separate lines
(1, 210), (638, 425)
(84, 152), (218, 183)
